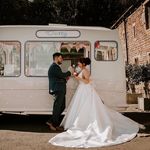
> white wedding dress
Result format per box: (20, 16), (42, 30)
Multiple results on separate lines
(49, 70), (139, 148)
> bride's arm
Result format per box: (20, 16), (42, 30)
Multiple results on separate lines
(75, 69), (90, 84)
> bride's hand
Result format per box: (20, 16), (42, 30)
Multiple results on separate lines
(73, 72), (78, 76)
(74, 75), (80, 80)
(72, 72), (79, 79)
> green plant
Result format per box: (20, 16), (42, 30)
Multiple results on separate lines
(126, 63), (150, 97)
(126, 64), (142, 84)
(141, 64), (150, 98)
(126, 64), (142, 93)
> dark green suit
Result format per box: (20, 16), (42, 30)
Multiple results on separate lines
(48, 62), (71, 126)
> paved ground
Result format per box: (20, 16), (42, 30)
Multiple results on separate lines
(0, 114), (150, 150)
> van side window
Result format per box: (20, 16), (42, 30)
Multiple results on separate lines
(25, 41), (57, 76)
(94, 41), (118, 61)
(0, 41), (21, 77)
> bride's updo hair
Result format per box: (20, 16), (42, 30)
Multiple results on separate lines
(85, 57), (91, 65)
(79, 57), (91, 66)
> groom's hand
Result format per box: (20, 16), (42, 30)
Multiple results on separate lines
(66, 76), (70, 81)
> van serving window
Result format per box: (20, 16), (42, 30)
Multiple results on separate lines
(0, 41), (21, 77)
(25, 41), (90, 77)
(36, 30), (80, 38)
(94, 41), (118, 61)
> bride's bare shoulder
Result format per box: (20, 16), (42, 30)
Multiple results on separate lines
(83, 68), (90, 75)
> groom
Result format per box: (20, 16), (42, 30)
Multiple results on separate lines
(46, 52), (72, 131)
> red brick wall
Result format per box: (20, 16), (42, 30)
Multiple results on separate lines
(118, 0), (150, 65)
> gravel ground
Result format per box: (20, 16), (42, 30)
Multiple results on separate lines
(0, 114), (150, 150)
(0, 130), (150, 150)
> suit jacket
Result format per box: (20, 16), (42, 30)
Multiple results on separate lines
(48, 63), (71, 94)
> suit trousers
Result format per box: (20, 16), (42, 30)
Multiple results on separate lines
(49, 91), (66, 126)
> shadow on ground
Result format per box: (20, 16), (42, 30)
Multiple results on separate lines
(0, 114), (52, 133)
(123, 112), (150, 133)
(0, 113), (150, 133)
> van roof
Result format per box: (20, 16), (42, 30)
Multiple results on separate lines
(0, 24), (111, 31)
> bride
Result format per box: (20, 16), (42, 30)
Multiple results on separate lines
(49, 57), (140, 148)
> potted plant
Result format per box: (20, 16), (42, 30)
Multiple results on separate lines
(138, 63), (150, 111)
(125, 63), (143, 104)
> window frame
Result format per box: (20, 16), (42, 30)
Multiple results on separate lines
(147, 52), (150, 64)
(145, 1), (150, 30)
(94, 40), (118, 61)
(24, 40), (91, 77)
(0, 41), (21, 77)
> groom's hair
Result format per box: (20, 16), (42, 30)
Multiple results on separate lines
(53, 52), (63, 60)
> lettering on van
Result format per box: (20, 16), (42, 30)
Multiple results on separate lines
(36, 30), (80, 38)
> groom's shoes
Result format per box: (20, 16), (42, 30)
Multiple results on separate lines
(46, 122), (64, 132)
(46, 122), (56, 131)
(55, 126), (64, 132)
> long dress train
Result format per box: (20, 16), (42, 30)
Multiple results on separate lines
(49, 71), (139, 148)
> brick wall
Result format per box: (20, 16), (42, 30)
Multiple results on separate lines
(118, 0), (150, 65)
